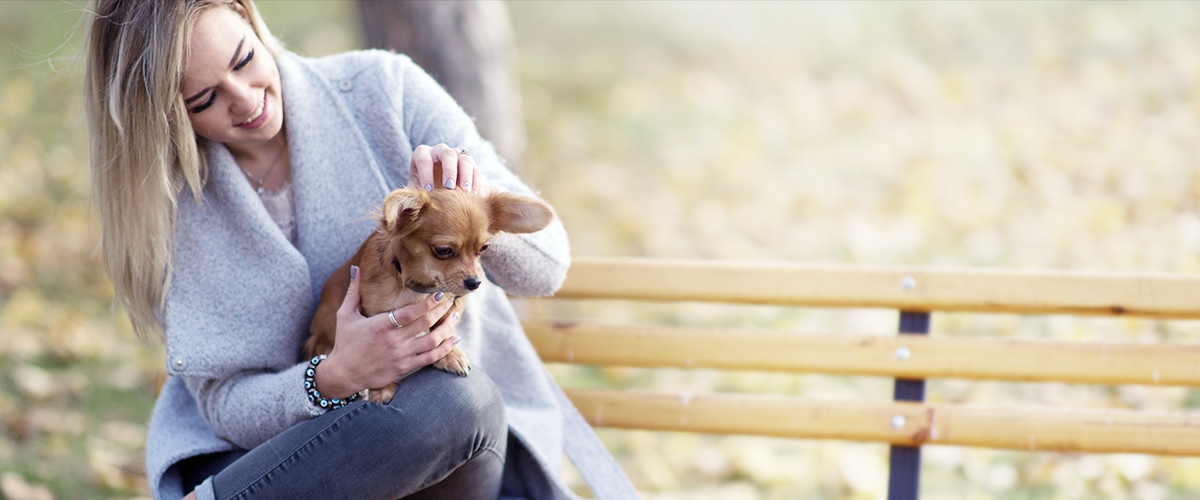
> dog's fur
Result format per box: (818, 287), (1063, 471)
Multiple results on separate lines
(304, 179), (554, 403)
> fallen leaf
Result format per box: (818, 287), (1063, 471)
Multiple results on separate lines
(0, 472), (54, 500)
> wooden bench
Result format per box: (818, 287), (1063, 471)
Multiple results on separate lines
(520, 257), (1200, 498)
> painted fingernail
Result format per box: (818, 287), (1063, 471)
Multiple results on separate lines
(445, 178), (455, 189)
(424, 183), (433, 191)
(452, 312), (460, 320)
(434, 291), (445, 301)
(451, 336), (461, 345)
(350, 265), (359, 279)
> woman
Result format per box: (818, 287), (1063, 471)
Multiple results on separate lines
(85, 1), (635, 499)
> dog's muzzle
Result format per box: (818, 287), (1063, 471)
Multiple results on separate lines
(405, 280), (441, 294)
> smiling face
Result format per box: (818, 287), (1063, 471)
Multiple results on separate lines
(182, 5), (283, 151)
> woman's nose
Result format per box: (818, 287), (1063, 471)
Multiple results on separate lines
(226, 82), (259, 115)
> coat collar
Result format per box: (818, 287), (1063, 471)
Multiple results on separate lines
(172, 52), (393, 377)
(279, 52), (393, 297)
(203, 53), (394, 300)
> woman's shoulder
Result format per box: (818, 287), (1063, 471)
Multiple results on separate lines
(286, 49), (415, 81)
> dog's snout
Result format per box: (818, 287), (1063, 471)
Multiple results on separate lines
(463, 277), (482, 291)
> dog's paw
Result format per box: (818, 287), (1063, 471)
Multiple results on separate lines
(433, 348), (471, 376)
(367, 382), (398, 404)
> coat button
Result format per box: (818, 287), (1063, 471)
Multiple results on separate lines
(337, 79), (354, 92)
(172, 357), (187, 371)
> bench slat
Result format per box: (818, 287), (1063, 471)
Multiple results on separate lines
(555, 257), (1200, 318)
(565, 388), (1200, 456)
(526, 321), (1200, 386)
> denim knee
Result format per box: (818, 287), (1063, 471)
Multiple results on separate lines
(201, 369), (507, 500)
(381, 367), (507, 457)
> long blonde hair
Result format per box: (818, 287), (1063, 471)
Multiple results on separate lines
(86, 0), (282, 339)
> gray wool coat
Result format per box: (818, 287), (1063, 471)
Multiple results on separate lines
(145, 50), (635, 500)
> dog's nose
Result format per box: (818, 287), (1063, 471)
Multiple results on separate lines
(463, 277), (482, 291)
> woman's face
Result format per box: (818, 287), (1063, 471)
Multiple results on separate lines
(182, 6), (283, 150)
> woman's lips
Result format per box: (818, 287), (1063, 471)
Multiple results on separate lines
(237, 95), (268, 129)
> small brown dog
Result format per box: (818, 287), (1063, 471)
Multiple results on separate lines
(304, 180), (554, 403)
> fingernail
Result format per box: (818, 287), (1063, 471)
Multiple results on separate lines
(444, 178), (455, 189)
(434, 291), (445, 301)
(424, 183), (433, 191)
(452, 312), (460, 320)
(463, 182), (471, 190)
(350, 265), (358, 279)
(451, 336), (461, 345)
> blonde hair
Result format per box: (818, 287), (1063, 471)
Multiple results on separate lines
(86, 0), (282, 339)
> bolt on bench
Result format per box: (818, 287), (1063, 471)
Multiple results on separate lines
(520, 257), (1200, 499)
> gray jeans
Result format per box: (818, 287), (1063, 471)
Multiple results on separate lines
(176, 367), (508, 499)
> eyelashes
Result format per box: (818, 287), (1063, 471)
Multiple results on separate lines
(190, 92), (216, 114)
(234, 49), (254, 71)
(189, 49), (256, 114)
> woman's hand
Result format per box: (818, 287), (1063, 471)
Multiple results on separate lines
(409, 143), (489, 194)
(313, 265), (460, 399)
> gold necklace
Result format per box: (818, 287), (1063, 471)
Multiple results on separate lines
(240, 141), (286, 195)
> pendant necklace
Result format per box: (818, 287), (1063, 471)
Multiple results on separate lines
(240, 141), (286, 195)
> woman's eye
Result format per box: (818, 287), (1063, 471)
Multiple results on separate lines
(190, 92), (215, 114)
(234, 49), (254, 71)
(433, 246), (454, 259)
(188, 49), (254, 114)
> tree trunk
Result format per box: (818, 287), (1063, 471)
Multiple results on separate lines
(358, 0), (525, 174)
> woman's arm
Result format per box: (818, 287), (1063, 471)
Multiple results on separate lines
(179, 267), (461, 449)
(183, 365), (317, 449)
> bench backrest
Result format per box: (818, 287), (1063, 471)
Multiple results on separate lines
(521, 257), (1200, 499)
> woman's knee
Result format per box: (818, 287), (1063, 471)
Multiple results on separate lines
(383, 367), (507, 451)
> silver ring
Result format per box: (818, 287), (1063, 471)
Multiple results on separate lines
(458, 148), (469, 157)
(388, 310), (402, 329)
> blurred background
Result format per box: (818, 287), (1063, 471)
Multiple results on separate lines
(3, 1), (1200, 499)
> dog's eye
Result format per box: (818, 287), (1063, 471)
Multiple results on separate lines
(479, 245), (489, 253)
(432, 246), (455, 259)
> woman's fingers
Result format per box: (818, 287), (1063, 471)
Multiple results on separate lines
(384, 293), (436, 327)
(413, 311), (459, 350)
(364, 291), (452, 334)
(470, 165), (488, 194)
(390, 308), (459, 376)
(431, 143), (459, 189)
(336, 265), (363, 323)
(416, 335), (461, 367)
(456, 151), (475, 191)
(404, 299), (453, 334)
(411, 312), (461, 364)
(332, 267), (465, 387)
(409, 144), (435, 191)
(410, 143), (489, 192)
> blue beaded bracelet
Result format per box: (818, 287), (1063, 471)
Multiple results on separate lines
(304, 355), (358, 411)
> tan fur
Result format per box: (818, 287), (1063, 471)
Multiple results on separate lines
(305, 178), (554, 403)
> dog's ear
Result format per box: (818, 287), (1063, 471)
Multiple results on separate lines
(380, 188), (430, 235)
(487, 192), (555, 234)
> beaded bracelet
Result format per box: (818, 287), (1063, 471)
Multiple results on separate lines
(304, 355), (359, 411)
